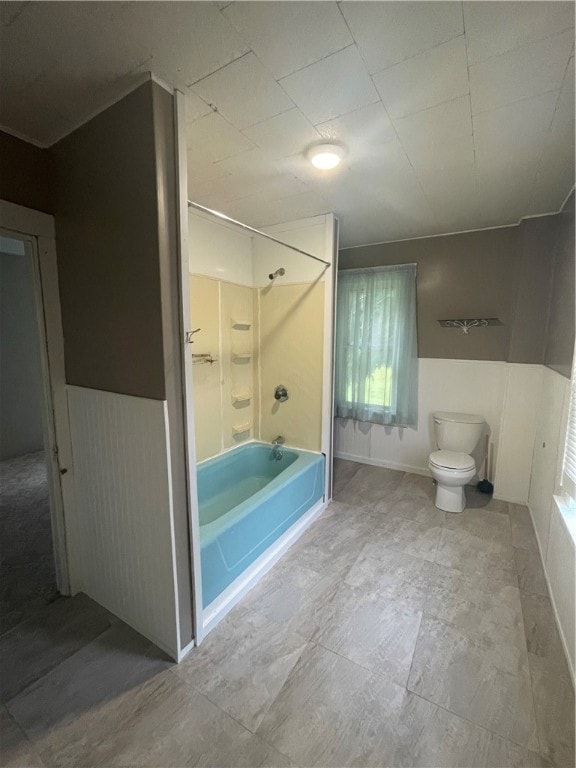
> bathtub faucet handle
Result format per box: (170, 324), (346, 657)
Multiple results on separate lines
(274, 385), (289, 402)
(272, 435), (285, 445)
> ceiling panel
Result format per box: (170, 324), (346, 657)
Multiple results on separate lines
(316, 102), (396, 153)
(373, 36), (469, 119)
(186, 111), (255, 164)
(464, 1), (575, 65)
(469, 30), (574, 114)
(122, 2), (249, 87)
(243, 109), (321, 159)
(190, 52), (293, 130)
(223, 1), (352, 80)
(473, 92), (559, 166)
(279, 45), (380, 125)
(340, 1), (463, 74)
(0, 1), (574, 247)
(393, 95), (474, 172)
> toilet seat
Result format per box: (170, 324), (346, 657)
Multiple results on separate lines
(429, 450), (475, 472)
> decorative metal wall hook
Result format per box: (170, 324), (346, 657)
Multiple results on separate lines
(438, 318), (502, 335)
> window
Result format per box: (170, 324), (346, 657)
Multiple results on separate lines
(335, 264), (418, 427)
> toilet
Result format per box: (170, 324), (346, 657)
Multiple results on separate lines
(428, 411), (486, 514)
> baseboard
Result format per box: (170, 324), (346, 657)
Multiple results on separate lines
(527, 503), (575, 688)
(200, 498), (327, 639)
(176, 638), (196, 663)
(334, 451), (431, 477)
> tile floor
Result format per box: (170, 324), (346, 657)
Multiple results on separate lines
(1, 460), (574, 767)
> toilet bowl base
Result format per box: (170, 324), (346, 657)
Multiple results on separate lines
(435, 483), (466, 513)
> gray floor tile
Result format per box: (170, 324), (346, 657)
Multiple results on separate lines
(373, 514), (443, 562)
(530, 663), (575, 767)
(408, 615), (540, 752)
(393, 701), (549, 768)
(0, 593), (113, 702)
(425, 563), (525, 643)
(332, 459), (363, 497)
(435, 525), (517, 578)
(521, 593), (572, 678)
(465, 488), (510, 515)
(394, 472), (437, 502)
(240, 559), (340, 640)
(322, 499), (380, 534)
(12, 667), (292, 768)
(7, 622), (171, 745)
(443, 507), (512, 544)
(345, 544), (432, 610)
(312, 581), (423, 686)
(257, 642), (438, 768)
(514, 548), (549, 597)
(334, 464), (404, 507)
(379, 491), (446, 526)
(510, 504), (540, 552)
(284, 513), (370, 577)
(172, 605), (307, 732)
(0, 705), (45, 767)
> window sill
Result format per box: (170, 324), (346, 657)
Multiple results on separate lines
(553, 493), (576, 545)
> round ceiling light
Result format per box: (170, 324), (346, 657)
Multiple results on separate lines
(307, 143), (345, 170)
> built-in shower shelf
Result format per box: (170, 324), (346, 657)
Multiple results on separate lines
(232, 422), (252, 435)
(232, 391), (252, 404)
(232, 351), (252, 361)
(232, 319), (252, 330)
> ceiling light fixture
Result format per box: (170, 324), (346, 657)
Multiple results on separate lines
(307, 143), (345, 170)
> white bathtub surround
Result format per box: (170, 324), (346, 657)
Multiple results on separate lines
(334, 358), (543, 505)
(528, 365), (575, 681)
(66, 386), (182, 660)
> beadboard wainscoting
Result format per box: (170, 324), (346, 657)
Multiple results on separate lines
(334, 359), (543, 504)
(528, 365), (575, 679)
(66, 386), (181, 659)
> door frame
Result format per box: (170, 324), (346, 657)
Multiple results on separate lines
(173, 90), (204, 645)
(0, 200), (72, 594)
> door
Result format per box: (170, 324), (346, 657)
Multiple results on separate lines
(0, 215), (71, 598)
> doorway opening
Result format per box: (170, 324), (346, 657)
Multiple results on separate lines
(0, 230), (65, 633)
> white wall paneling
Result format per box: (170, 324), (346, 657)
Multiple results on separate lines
(527, 365), (575, 681)
(546, 506), (576, 677)
(493, 364), (542, 503)
(335, 359), (546, 504)
(528, 366), (571, 551)
(67, 386), (181, 658)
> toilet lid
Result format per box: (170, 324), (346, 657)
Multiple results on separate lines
(430, 450), (475, 471)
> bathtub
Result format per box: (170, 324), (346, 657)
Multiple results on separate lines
(197, 442), (325, 607)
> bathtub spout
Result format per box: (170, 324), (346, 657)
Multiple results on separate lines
(271, 436), (284, 461)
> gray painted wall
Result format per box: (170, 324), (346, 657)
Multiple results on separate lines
(339, 226), (521, 361)
(339, 208), (573, 366)
(509, 216), (559, 365)
(0, 246), (45, 460)
(51, 81), (166, 399)
(0, 130), (52, 214)
(545, 191), (575, 378)
(50, 80), (193, 650)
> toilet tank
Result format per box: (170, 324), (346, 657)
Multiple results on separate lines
(433, 411), (485, 453)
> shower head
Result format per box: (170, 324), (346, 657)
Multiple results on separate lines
(268, 267), (286, 280)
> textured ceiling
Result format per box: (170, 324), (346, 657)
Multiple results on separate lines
(1, 1), (574, 247)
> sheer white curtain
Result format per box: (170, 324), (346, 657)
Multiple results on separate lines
(335, 264), (418, 427)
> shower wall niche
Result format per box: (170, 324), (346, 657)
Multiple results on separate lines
(188, 209), (334, 463)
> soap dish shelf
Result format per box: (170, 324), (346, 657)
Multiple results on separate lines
(232, 392), (252, 404)
(232, 422), (252, 435)
(232, 319), (252, 330)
